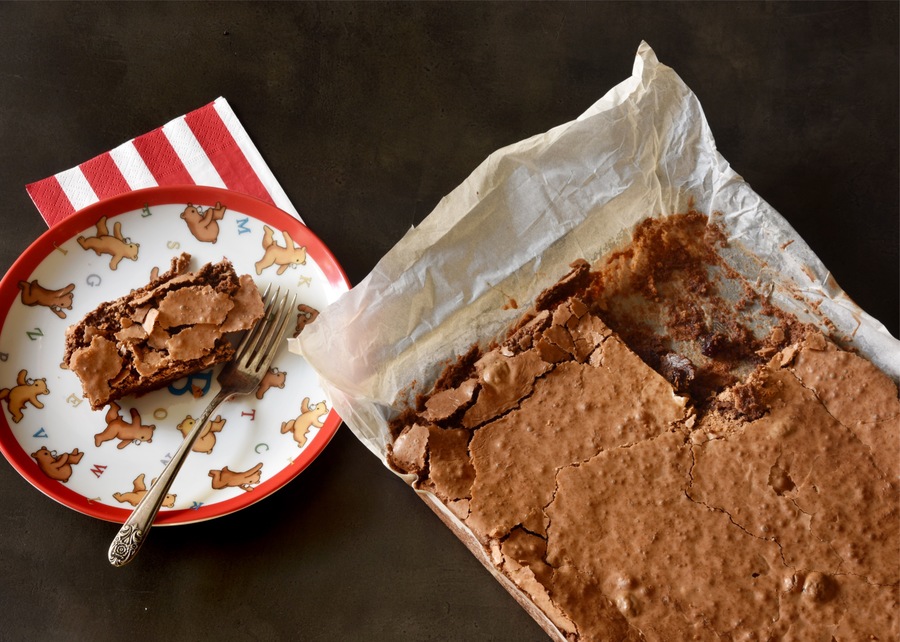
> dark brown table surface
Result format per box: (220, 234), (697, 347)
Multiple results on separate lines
(0, 3), (896, 641)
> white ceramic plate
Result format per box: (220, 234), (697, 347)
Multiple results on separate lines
(0, 186), (349, 524)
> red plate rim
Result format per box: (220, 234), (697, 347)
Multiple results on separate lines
(0, 185), (350, 524)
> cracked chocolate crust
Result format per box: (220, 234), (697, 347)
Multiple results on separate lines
(64, 253), (264, 410)
(387, 214), (899, 641)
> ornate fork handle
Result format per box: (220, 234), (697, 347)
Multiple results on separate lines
(108, 388), (231, 567)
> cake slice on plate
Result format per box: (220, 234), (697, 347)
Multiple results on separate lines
(64, 253), (264, 410)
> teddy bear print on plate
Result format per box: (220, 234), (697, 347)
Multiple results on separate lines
(0, 186), (350, 525)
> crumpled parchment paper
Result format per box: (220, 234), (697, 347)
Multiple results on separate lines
(292, 41), (900, 466)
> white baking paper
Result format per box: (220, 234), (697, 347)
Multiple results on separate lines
(292, 41), (900, 465)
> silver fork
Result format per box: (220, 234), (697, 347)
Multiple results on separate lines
(108, 286), (297, 567)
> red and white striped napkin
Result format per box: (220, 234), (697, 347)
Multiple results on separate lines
(26, 97), (300, 227)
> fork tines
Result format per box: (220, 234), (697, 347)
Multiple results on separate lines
(235, 285), (297, 373)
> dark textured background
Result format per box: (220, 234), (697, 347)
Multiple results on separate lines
(0, 3), (896, 641)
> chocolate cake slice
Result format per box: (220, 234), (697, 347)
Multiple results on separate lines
(64, 253), (264, 410)
(387, 215), (899, 641)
